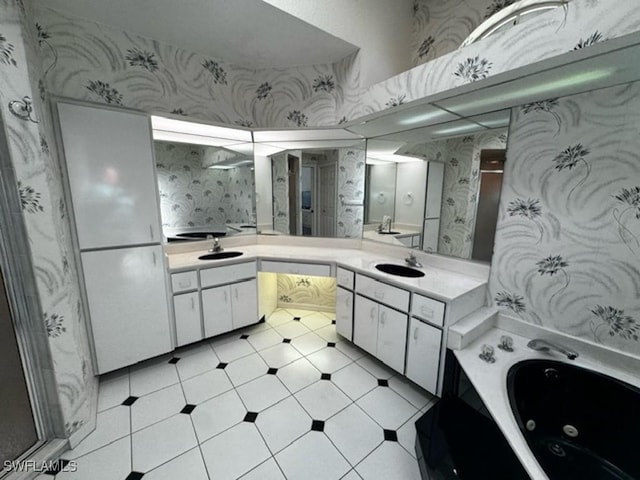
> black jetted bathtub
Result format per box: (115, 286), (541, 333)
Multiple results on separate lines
(507, 360), (640, 480)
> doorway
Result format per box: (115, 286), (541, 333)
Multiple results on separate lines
(318, 163), (336, 237)
(471, 149), (505, 262)
(301, 165), (316, 236)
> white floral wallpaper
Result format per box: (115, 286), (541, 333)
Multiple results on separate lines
(337, 147), (366, 238)
(412, 0), (514, 67)
(271, 152), (290, 234)
(489, 82), (640, 356)
(0, 0), (97, 439)
(155, 142), (255, 230)
(277, 274), (336, 312)
(33, 6), (358, 128)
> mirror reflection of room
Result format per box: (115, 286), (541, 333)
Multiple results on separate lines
(154, 141), (256, 242)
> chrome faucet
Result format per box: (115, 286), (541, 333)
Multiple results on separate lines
(209, 237), (223, 253)
(527, 339), (578, 360)
(405, 251), (423, 268)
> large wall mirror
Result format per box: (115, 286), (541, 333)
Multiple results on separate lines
(253, 131), (365, 238)
(150, 116), (256, 242)
(364, 114), (509, 262)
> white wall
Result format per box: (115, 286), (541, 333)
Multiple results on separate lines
(262, 0), (414, 87)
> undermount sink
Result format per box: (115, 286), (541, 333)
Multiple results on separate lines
(377, 231), (401, 235)
(375, 263), (424, 278)
(198, 251), (244, 260)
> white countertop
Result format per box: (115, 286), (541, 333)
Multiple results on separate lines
(165, 240), (486, 303)
(454, 323), (640, 480)
(362, 227), (421, 246)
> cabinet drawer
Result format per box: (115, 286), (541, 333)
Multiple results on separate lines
(355, 274), (410, 312)
(261, 260), (330, 277)
(171, 270), (198, 293)
(412, 293), (445, 327)
(336, 267), (354, 289)
(200, 261), (256, 288)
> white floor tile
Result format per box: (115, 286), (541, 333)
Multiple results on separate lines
(259, 343), (302, 368)
(396, 411), (423, 459)
(236, 375), (290, 412)
(274, 320), (312, 339)
(213, 337), (255, 362)
(277, 358), (321, 393)
(314, 324), (340, 342)
(325, 404), (383, 466)
(275, 432), (350, 480)
(57, 436), (131, 480)
(241, 458), (285, 480)
(355, 356), (395, 380)
(130, 360), (180, 397)
(283, 308), (317, 318)
(200, 422), (271, 480)
(299, 312), (333, 331)
(63, 406), (130, 459)
(256, 396), (311, 454)
(295, 380), (350, 420)
(331, 363), (377, 401)
(320, 311), (336, 320)
(132, 414), (198, 472)
(290, 331), (328, 356)
(181, 368), (233, 405)
(131, 384), (185, 432)
(97, 369), (129, 412)
(247, 328), (284, 351)
(307, 347), (352, 373)
(356, 387), (418, 430)
(191, 389), (246, 442)
(143, 447), (208, 480)
(388, 375), (434, 409)
(175, 345), (219, 380)
(335, 341), (365, 361)
(267, 309), (296, 326)
(225, 352), (269, 386)
(355, 442), (421, 480)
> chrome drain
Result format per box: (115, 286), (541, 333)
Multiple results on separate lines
(548, 443), (566, 457)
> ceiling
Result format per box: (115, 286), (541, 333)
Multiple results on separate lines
(37, 0), (358, 68)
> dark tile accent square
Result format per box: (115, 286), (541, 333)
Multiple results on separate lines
(331, 320), (336, 325)
(168, 357), (180, 364)
(384, 429), (398, 442)
(321, 373), (332, 380)
(293, 316), (301, 321)
(327, 342), (336, 348)
(217, 362), (228, 369)
(377, 379), (389, 387)
(267, 367), (278, 375)
(240, 334), (250, 339)
(180, 404), (196, 414)
(244, 411), (258, 423)
(282, 338), (292, 343)
(311, 420), (325, 432)
(44, 459), (70, 475)
(125, 473), (145, 480)
(122, 396), (139, 406)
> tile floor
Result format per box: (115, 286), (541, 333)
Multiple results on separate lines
(40, 308), (436, 480)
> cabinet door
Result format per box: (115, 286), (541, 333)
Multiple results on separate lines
(57, 102), (161, 249)
(174, 292), (202, 347)
(354, 295), (378, 355)
(336, 286), (353, 340)
(231, 279), (258, 329)
(81, 245), (171, 373)
(405, 318), (442, 394)
(377, 305), (408, 374)
(202, 286), (232, 338)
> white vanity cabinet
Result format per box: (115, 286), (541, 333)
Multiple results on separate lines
(405, 318), (442, 394)
(353, 274), (409, 374)
(335, 267), (355, 340)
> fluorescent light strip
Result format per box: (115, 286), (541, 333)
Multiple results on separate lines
(153, 130), (242, 147)
(151, 116), (251, 142)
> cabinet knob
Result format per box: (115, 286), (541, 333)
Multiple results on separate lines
(420, 306), (433, 318)
(190, 297), (195, 310)
(149, 224), (154, 240)
(414, 327), (419, 340)
(380, 311), (386, 325)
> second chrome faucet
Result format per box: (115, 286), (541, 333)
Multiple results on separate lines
(527, 338), (578, 360)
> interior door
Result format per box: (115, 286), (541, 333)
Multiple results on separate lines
(0, 267), (38, 464)
(318, 163), (336, 237)
(301, 165), (315, 236)
(288, 155), (300, 235)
